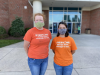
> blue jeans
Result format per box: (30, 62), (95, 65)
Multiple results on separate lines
(54, 62), (73, 75)
(28, 57), (48, 75)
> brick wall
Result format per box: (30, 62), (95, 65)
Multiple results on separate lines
(82, 11), (90, 33)
(0, 0), (33, 32)
(0, 0), (10, 32)
(82, 8), (100, 35)
(90, 8), (100, 35)
(1, 0), (99, 35)
(42, 10), (49, 29)
(0, 0), (49, 32)
(8, 0), (33, 29)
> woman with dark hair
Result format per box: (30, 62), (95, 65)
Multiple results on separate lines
(50, 22), (77, 75)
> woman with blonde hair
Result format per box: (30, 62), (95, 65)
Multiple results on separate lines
(23, 13), (52, 75)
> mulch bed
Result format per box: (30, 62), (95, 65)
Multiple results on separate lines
(1, 36), (24, 40)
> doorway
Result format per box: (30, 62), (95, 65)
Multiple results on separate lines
(72, 23), (80, 34)
(67, 23), (72, 33)
(53, 22), (58, 33)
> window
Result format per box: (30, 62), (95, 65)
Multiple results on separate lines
(49, 7), (82, 34)
(53, 11), (63, 14)
(53, 15), (64, 22)
(53, 7), (63, 10)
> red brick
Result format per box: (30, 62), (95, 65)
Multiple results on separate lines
(82, 8), (100, 35)
(0, 0), (10, 32)
(82, 11), (90, 33)
(90, 8), (100, 35)
(0, 0), (49, 33)
(0, 0), (33, 32)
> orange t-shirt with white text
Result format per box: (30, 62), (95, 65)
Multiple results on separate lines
(50, 36), (77, 66)
(23, 27), (52, 59)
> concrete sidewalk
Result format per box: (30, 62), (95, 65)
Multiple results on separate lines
(0, 34), (100, 75)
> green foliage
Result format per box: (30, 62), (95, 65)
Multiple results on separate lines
(0, 26), (6, 35)
(25, 28), (31, 33)
(8, 27), (12, 36)
(0, 34), (9, 39)
(0, 26), (8, 39)
(9, 16), (25, 37)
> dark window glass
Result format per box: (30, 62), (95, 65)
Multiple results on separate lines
(78, 15), (81, 22)
(78, 11), (81, 14)
(49, 24), (52, 29)
(72, 15), (78, 22)
(64, 15), (68, 22)
(79, 8), (82, 10)
(67, 23), (72, 33)
(49, 7), (52, 10)
(53, 7), (63, 10)
(68, 8), (78, 10)
(68, 15), (78, 22)
(50, 30), (52, 33)
(64, 7), (67, 10)
(64, 15), (67, 20)
(53, 23), (58, 33)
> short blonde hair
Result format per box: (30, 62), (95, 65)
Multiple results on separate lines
(33, 13), (46, 21)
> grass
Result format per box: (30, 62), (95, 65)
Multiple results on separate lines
(0, 40), (23, 48)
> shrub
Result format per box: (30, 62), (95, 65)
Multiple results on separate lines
(8, 27), (12, 36)
(0, 34), (9, 39)
(0, 26), (6, 35)
(9, 16), (25, 37)
(25, 28), (31, 33)
(0, 26), (9, 39)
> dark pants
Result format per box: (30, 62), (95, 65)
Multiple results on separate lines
(78, 30), (80, 34)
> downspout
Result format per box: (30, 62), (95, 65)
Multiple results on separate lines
(28, 0), (33, 8)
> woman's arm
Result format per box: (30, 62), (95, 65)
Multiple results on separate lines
(24, 40), (30, 56)
(71, 50), (76, 55)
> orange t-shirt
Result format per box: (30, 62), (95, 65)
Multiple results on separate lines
(23, 27), (52, 59)
(50, 36), (77, 66)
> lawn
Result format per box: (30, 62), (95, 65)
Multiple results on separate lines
(0, 40), (23, 48)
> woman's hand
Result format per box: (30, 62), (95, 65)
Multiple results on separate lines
(52, 50), (55, 54)
(71, 50), (76, 55)
(24, 40), (30, 56)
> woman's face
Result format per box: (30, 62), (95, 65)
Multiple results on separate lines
(58, 24), (67, 30)
(34, 15), (44, 23)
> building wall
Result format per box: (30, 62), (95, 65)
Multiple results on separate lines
(42, 10), (49, 29)
(0, 0), (49, 32)
(82, 11), (90, 33)
(0, 0), (10, 32)
(8, 0), (33, 29)
(90, 8), (100, 35)
(0, 0), (100, 35)
(82, 8), (100, 35)
(0, 0), (33, 32)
